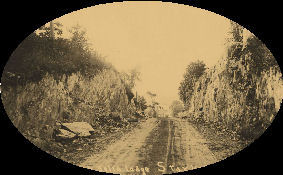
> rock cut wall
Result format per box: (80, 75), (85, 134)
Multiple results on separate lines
(187, 30), (283, 139)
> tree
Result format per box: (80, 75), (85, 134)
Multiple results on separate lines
(2, 23), (109, 87)
(134, 95), (147, 111)
(169, 100), (184, 117)
(244, 35), (279, 76)
(121, 69), (141, 89)
(69, 25), (91, 52)
(146, 91), (159, 117)
(227, 21), (243, 43)
(146, 91), (157, 106)
(38, 21), (63, 38)
(178, 60), (206, 105)
(120, 69), (141, 103)
(147, 91), (156, 97)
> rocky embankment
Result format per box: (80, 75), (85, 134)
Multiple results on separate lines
(182, 29), (283, 140)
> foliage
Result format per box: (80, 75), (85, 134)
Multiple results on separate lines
(2, 23), (110, 87)
(120, 69), (141, 102)
(244, 36), (280, 75)
(134, 95), (147, 111)
(2, 70), (137, 145)
(227, 21), (243, 43)
(146, 91), (156, 97)
(180, 22), (283, 141)
(1, 23), (142, 149)
(178, 60), (206, 105)
(169, 100), (184, 117)
(146, 91), (158, 107)
(144, 91), (160, 117)
(38, 22), (63, 38)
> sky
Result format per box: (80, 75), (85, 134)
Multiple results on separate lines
(54, 1), (232, 108)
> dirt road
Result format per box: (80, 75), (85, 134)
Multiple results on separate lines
(80, 117), (218, 175)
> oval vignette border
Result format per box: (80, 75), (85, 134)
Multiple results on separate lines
(0, 1), (282, 175)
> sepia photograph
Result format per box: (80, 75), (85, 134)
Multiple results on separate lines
(1, 1), (283, 175)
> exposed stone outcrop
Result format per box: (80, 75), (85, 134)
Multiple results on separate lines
(56, 128), (77, 140)
(185, 30), (283, 139)
(61, 122), (95, 137)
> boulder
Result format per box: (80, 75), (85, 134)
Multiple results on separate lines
(61, 122), (95, 137)
(56, 128), (77, 139)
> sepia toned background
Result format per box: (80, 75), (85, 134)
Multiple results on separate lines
(53, 2), (232, 107)
(1, 2), (283, 175)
